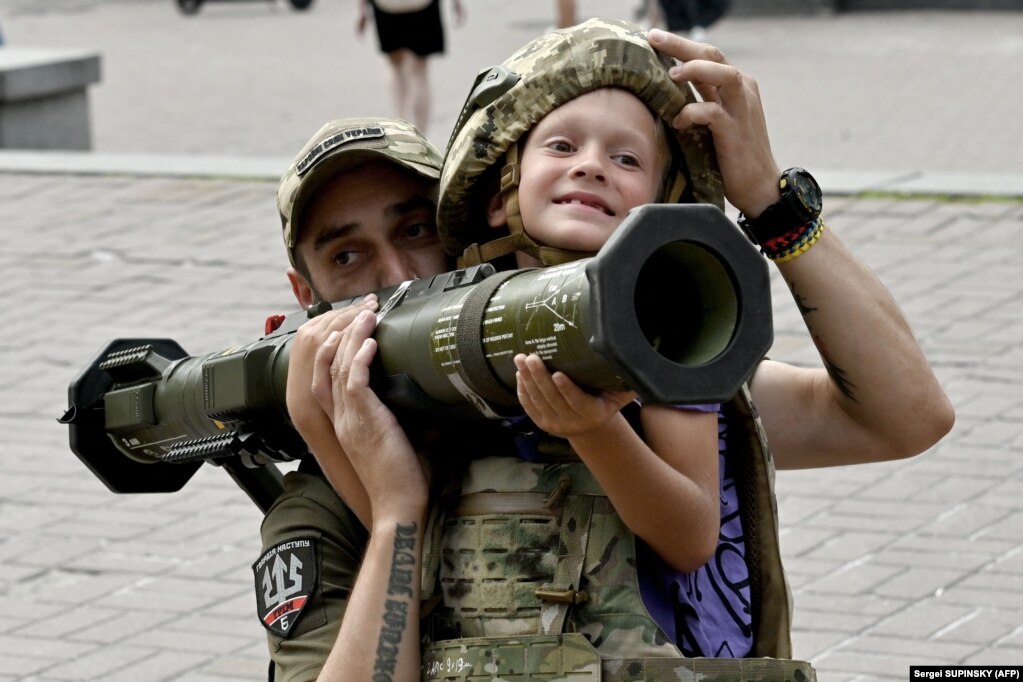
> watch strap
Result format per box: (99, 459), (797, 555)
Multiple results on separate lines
(738, 168), (821, 244)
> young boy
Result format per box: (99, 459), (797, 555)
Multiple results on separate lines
(489, 83), (722, 576)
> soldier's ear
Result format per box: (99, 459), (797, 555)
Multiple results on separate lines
(486, 190), (509, 228)
(288, 268), (316, 309)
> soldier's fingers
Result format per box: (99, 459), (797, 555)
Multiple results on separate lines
(297, 295), (378, 343)
(346, 337), (377, 393)
(311, 330), (343, 414)
(648, 28), (729, 67)
(671, 60), (751, 110)
(335, 311), (377, 387)
(673, 100), (728, 132)
(324, 295), (380, 332)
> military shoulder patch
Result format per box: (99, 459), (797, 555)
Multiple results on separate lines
(253, 536), (318, 638)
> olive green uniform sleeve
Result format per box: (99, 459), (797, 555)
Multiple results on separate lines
(258, 471), (368, 682)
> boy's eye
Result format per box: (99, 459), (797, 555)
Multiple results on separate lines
(614, 153), (641, 168)
(547, 140), (575, 153)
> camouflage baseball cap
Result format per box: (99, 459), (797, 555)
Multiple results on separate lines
(437, 18), (723, 260)
(277, 117), (443, 266)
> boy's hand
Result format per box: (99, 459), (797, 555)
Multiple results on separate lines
(513, 353), (635, 439)
(647, 28), (782, 219)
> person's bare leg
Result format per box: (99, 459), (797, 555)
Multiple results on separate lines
(405, 55), (430, 134)
(385, 49), (410, 121)
(555, 0), (575, 28)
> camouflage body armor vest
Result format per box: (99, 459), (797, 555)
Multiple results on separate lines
(419, 386), (817, 681)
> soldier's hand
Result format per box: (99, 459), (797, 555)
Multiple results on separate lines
(647, 28), (782, 218)
(315, 310), (429, 515)
(285, 295), (378, 438)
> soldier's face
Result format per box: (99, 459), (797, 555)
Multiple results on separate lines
(290, 161), (449, 307)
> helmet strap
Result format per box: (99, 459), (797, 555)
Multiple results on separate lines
(458, 142), (596, 268)
(665, 169), (688, 204)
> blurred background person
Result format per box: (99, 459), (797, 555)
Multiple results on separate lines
(653, 0), (730, 40)
(356, 0), (464, 135)
(555, 0), (576, 28)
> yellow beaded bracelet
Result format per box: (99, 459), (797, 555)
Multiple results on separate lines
(768, 219), (825, 264)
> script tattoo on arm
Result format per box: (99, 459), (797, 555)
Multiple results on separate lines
(791, 286), (858, 402)
(372, 522), (419, 682)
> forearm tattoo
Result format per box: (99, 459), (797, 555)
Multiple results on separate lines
(791, 286), (858, 402)
(373, 522), (418, 681)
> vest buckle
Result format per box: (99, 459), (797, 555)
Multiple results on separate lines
(534, 587), (589, 605)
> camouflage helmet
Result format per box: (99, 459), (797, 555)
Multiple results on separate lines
(277, 117), (443, 267)
(437, 17), (724, 266)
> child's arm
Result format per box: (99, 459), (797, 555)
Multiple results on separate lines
(514, 353), (719, 573)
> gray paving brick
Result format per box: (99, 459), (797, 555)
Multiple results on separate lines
(792, 598), (906, 636)
(0, 635), (93, 663)
(841, 634), (981, 663)
(782, 556), (849, 588)
(42, 644), (156, 680)
(778, 527), (840, 557)
(65, 609), (180, 646)
(917, 503), (1014, 539)
(937, 585), (1023, 611)
(963, 647), (1023, 666)
(191, 656), (271, 681)
(800, 530), (901, 563)
(869, 601), (976, 639)
(791, 627), (852, 660)
(814, 650), (923, 679)
(872, 567), (965, 601)
(0, 535), (102, 568)
(0, 654), (53, 677)
(872, 547), (997, 574)
(125, 627), (253, 655)
(91, 650), (211, 682)
(933, 609), (1023, 646)
(803, 561), (908, 597)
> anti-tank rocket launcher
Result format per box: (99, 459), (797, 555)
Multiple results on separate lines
(60, 204), (774, 509)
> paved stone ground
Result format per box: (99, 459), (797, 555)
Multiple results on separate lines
(1, 0), (1022, 680)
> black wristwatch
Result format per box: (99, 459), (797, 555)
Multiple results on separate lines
(738, 167), (823, 244)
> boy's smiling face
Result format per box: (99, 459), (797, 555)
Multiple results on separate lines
(488, 88), (667, 266)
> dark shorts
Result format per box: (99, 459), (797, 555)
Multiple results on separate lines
(372, 0), (445, 57)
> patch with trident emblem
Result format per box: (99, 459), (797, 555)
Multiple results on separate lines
(253, 536), (318, 638)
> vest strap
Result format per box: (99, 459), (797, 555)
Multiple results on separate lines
(455, 491), (558, 517)
(538, 489), (593, 635)
(420, 503), (447, 606)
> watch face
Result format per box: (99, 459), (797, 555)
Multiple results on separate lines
(789, 170), (822, 215)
